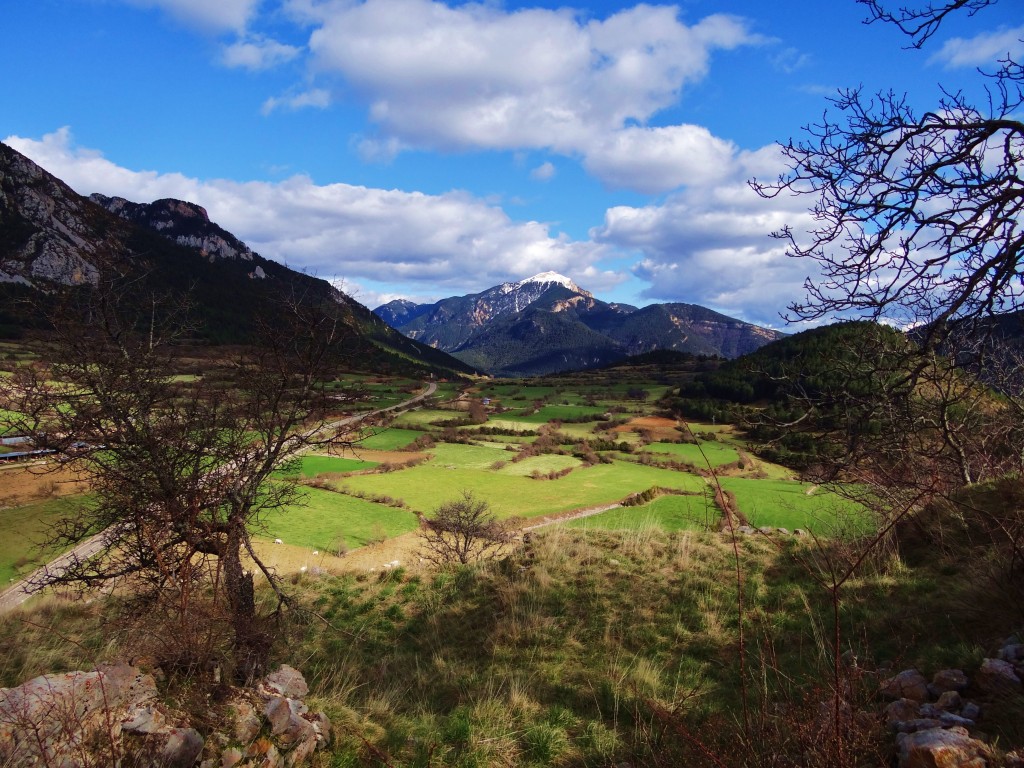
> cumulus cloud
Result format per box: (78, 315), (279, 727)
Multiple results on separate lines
(222, 36), (302, 70)
(930, 24), (1024, 68)
(289, 0), (757, 191)
(592, 145), (816, 325)
(118, 0), (259, 31)
(583, 124), (737, 194)
(261, 88), (331, 115)
(5, 129), (610, 296)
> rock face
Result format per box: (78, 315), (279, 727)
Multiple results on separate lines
(90, 194), (256, 264)
(0, 662), (202, 767)
(0, 662), (330, 768)
(0, 142), (108, 287)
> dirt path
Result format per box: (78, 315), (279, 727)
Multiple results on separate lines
(521, 503), (622, 531)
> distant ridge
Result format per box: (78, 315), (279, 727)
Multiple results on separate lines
(375, 273), (784, 377)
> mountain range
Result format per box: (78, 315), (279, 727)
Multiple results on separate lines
(1, 141), (784, 379)
(375, 272), (785, 376)
(0, 142), (474, 377)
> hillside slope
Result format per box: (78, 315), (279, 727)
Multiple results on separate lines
(0, 142), (474, 377)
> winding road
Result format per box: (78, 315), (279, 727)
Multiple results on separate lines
(0, 381), (438, 614)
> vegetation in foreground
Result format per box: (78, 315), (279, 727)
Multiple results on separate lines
(4, 490), (1024, 767)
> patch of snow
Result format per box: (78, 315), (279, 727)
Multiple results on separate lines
(519, 271), (577, 290)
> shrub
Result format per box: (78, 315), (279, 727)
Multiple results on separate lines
(420, 492), (513, 566)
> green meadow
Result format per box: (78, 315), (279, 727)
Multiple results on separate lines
(338, 446), (706, 520)
(257, 486), (418, 552)
(358, 427), (424, 451)
(565, 492), (716, 532)
(278, 454), (379, 478)
(1, 368), (869, 585)
(0, 497), (79, 584)
(720, 477), (868, 533)
(641, 440), (739, 467)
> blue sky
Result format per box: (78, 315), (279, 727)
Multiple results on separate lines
(3, 0), (1021, 326)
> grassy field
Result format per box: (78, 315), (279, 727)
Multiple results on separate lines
(4, 365), (1023, 768)
(641, 440), (739, 467)
(339, 445), (706, 519)
(720, 477), (868, 533)
(495, 454), (582, 476)
(391, 408), (463, 428)
(257, 486), (419, 552)
(278, 455), (379, 478)
(499, 404), (609, 424)
(0, 409), (23, 435)
(468, 419), (538, 435)
(359, 428), (424, 451)
(566, 492), (716, 532)
(0, 368), (869, 588)
(0, 498), (78, 584)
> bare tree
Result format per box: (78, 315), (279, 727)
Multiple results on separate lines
(0, 277), (353, 680)
(747, 0), (1024, 491)
(419, 492), (512, 566)
(754, 0), (1022, 349)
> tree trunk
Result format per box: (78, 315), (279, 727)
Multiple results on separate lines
(223, 527), (267, 683)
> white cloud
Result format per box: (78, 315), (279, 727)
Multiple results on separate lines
(118, 0), (259, 32)
(5, 129), (609, 296)
(770, 47), (810, 73)
(530, 162), (556, 182)
(293, 0), (757, 191)
(583, 125), (737, 194)
(353, 135), (405, 163)
(261, 88), (331, 115)
(5, 129), (821, 327)
(592, 145), (816, 325)
(930, 25), (1024, 68)
(222, 36), (302, 70)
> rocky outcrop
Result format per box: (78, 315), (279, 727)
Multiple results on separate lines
(0, 143), (107, 287)
(90, 194), (256, 263)
(897, 726), (992, 768)
(0, 662), (201, 767)
(0, 662), (330, 768)
(879, 635), (1024, 767)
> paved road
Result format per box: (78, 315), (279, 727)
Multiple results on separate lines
(0, 381), (438, 614)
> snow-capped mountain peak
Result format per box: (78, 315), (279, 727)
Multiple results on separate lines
(519, 271), (578, 291)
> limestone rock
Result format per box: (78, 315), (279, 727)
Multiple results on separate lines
(961, 702), (982, 722)
(975, 658), (1022, 695)
(935, 691), (963, 711)
(881, 669), (930, 702)
(932, 669), (969, 694)
(265, 696), (294, 736)
(160, 726), (205, 768)
(886, 698), (921, 727)
(897, 726), (992, 768)
(0, 662), (160, 766)
(263, 665), (309, 699)
(231, 699), (262, 744)
(121, 703), (168, 734)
